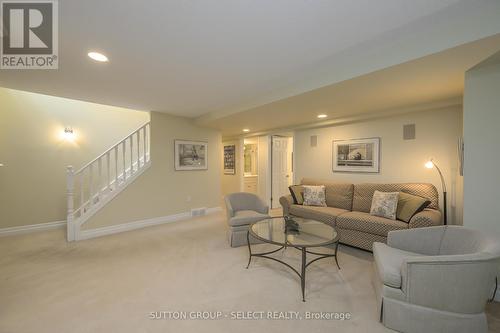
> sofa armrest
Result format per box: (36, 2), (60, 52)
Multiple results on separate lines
(387, 226), (446, 255)
(280, 195), (294, 216)
(408, 209), (442, 229)
(401, 255), (498, 314)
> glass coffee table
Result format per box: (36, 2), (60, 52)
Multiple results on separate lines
(246, 216), (340, 302)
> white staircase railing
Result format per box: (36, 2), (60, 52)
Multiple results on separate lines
(66, 122), (151, 241)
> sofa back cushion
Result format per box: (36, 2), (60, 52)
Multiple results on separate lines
(300, 178), (354, 210)
(353, 183), (439, 213)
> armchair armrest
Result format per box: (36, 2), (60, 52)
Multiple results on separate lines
(224, 196), (235, 218)
(408, 209), (442, 229)
(279, 195), (294, 216)
(387, 226), (446, 255)
(255, 198), (269, 215)
(401, 254), (498, 314)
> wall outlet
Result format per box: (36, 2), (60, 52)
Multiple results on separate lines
(191, 207), (207, 217)
(186, 195), (192, 202)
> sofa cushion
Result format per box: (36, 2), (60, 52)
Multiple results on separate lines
(301, 178), (354, 210)
(396, 192), (431, 222)
(289, 185), (304, 205)
(373, 242), (420, 288)
(353, 183), (439, 213)
(336, 211), (408, 237)
(228, 210), (270, 227)
(289, 205), (349, 226)
(370, 191), (399, 220)
(303, 185), (327, 207)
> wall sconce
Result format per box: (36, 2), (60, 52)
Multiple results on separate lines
(61, 127), (76, 141)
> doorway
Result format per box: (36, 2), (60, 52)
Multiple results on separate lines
(271, 135), (294, 209)
(242, 138), (258, 195)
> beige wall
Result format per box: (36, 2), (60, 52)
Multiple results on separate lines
(463, 52), (500, 235)
(294, 106), (464, 225)
(83, 112), (222, 230)
(0, 88), (149, 228)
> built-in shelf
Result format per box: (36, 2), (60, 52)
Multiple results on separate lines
(243, 175), (258, 194)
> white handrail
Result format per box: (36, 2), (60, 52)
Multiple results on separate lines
(66, 122), (151, 241)
(75, 123), (149, 175)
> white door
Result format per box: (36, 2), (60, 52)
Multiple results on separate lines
(272, 136), (293, 209)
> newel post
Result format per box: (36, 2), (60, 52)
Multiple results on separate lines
(66, 165), (75, 241)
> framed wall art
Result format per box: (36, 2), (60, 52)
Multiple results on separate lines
(224, 145), (236, 175)
(174, 140), (208, 171)
(332, 137), (380, 173)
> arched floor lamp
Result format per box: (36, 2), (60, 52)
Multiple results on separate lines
(425, 159), (447, 225)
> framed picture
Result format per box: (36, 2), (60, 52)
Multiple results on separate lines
(174, 140), (208, 171)
(223, 145), (236, 175)
(332, 137), (380, 173)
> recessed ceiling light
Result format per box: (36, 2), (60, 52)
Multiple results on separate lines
(243, 129), (250, 132)
(88, 51), (109, 62)
(317, 114), (327, 119)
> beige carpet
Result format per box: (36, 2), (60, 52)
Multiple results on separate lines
(0, 213), (498, 333)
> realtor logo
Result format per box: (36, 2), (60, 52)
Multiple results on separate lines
(1, 0), (58, 69)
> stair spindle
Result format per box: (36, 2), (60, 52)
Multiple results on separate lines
(137, 131), (141, 168)
(80, 170), (84, 213)
(143, 125), (147, 163)
(122, 141), (126, 181)
(106, 152), (111, 194)
(89, 163), (94, 207)
(130, 136), (134, 174)
(114, 146), (118, 189)
(98, 158), (103, 200)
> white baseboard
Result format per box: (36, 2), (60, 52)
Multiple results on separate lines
(206, 206), (223, 214)
(78, 206), (223, 241)
(0, 207), (223, 240)
(0, 220), (66, 237)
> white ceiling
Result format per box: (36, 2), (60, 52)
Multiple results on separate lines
(200, 34), (500, 137)
(0, 0), (467, 116)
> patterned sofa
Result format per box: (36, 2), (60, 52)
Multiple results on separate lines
(279, 178), (442, 251)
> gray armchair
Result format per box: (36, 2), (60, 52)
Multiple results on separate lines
(373, 226), (500, 333)
(224, 192), (270, 247)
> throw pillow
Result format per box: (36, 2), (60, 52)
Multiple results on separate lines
(288, 185), (304, 205)
(370, 191), (399, 220)
(303, 185), (327, 207)
(396, 192), (431, 222)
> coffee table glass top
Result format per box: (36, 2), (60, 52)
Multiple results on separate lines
(250, 217), (339, 247)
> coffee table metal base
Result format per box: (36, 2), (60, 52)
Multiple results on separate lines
(246, 231), (340, 302)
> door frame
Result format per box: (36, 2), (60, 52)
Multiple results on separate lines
(270, 134), (294, 210)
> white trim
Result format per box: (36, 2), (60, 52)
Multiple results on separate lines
(206, 207), (223, 214)
(78, 206), (223, 241)
(0, 220), (66, 237)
